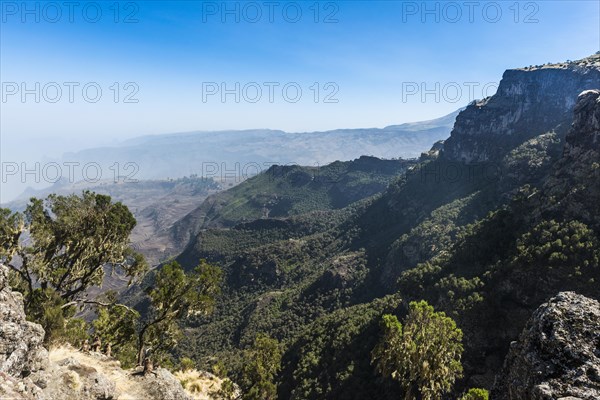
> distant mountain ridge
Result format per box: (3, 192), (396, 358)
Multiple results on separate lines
(61, 110), (461, 181)
(158, 53), (600, 399)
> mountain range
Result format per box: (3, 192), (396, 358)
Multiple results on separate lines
(140, 53), (600, 399)
(3, 52), (600, 399)
(59, 110), (460, 182)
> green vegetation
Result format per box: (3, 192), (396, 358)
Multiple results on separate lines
(171, 157), (414, 239)
(241, 334), (282, 400)
(372, 301), (463, 400)
(0, 192), (146, 342)
(459, 388), (489, 400)
(166, 124), (600, 399)
(91, 293), (140, 367)
(88, 260), (222, 368)
(0, 192), (222, 370)
(179, 357), (196, 372)
(281, 295), (401, 400)
(137, 259), (221, 364)
(3, 109), (599, 400)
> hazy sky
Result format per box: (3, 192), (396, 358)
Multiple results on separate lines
(1, 0), (599, 200)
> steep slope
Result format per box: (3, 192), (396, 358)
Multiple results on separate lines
(165, 54), (600, 399)
(543, 89), (600, 230)
(391, 81), (600, 390)
(171, 156), (415, 247)
(359, 54), (599, 253)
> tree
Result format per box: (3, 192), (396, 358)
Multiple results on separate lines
(372, 301), (463, 400)
(137, 259), (221, 365)
(459, 388), (489, 400)
(0, 208), (23, 261)
(89, 260), (221, 367)
(216, 378), (239, 400)
(0, 192), (146, 340)
(92, 291), (140, 367)
(178, 357), (196, 372)
(1, 192), (146, 304)
(1, 192), (222, 365)
(241, 334), (282, 400)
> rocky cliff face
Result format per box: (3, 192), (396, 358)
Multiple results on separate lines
(492, 292), (600, 400)
(442, 54), (600, 162)
(564, 89), (600, 153)
(0, 263), (48, 399)
(542, 89), (600, 231)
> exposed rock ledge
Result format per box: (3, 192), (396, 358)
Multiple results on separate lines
(0, 263), (48, 399)
(493, 292), (600, 400)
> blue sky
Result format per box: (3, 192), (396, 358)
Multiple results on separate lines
(0, 0), (599, 179)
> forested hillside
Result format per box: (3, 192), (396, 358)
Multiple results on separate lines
(3, 54), (599, 400)
(170, 157), (416, 249)
(167, 54), (600, 398)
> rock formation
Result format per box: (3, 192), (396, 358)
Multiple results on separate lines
(0, 263), (48, 399)
(37, 351), (194, 400)
(492, 292), (600, 399)
(37, 356), (118, 400)
(543, 89), (600, 231)
(564, 89), (600, 151)
(442, 54), (600, 162)
(0, 265), (48, 379)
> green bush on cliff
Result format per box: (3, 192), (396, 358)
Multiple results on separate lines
(459, 388), (489, 400)
(372, 301), (463, 400)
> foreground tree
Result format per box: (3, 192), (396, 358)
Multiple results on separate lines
(1, 192), (222, 364)
(0, 192), (146, 340)
(137, 259), (221, 365)
(92, 291), (140, 367)
(1, 192), (146, 302)
(90, 259), (221, 367)
(372, 301), (463, 400)
(241, 334), (282, 400)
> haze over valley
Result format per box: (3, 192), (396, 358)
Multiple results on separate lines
(1, 2), (599, 399)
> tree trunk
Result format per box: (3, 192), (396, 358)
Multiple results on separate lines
(137, 328), (146, 366)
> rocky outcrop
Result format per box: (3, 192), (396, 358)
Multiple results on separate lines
(564, 89), (600, 153)
(0, 264), (48, 378)
(135, 368), (193, 400)
(442, 54), (600, 163)
(40, 352), (192, 400)
(38, 356), (118, 400)
(0, 263), (217, 399)
(543, 89), (600, 231)
(492, 292), (600, 400)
